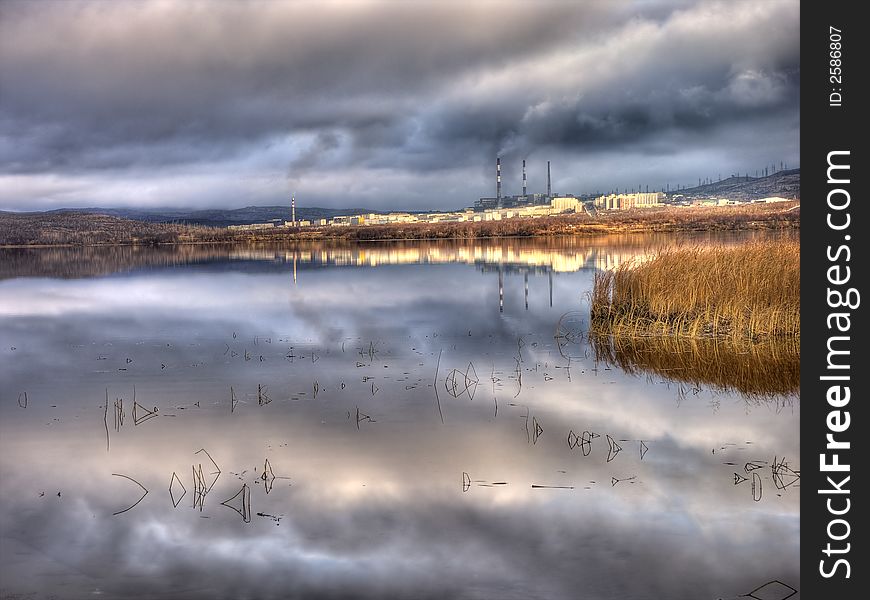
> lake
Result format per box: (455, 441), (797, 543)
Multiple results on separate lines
(0, 232), (799, 600)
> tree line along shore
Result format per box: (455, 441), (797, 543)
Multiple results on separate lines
(0, 201), (798, 247)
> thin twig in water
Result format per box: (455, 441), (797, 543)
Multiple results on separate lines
(433, 348), (444, 424)
(111, 473), (149, 515)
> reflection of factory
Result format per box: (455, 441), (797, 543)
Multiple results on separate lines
(228, 244), (668, 311)
(227, 245), (649, 274)
(479, 264), (554, 312)
(589, 249), (654, 271)
(476, 158), (567, 210)
(477, 249), (655, 313)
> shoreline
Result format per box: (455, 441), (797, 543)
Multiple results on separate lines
(0, 225), (801, 250)
(0, 202), (799, 248)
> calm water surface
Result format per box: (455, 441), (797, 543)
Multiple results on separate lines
(0, 233), (799, 600)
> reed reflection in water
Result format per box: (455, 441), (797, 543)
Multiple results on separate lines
(590, 332), (800, 401)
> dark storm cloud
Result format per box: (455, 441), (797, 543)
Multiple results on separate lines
(0, 0), (799, 210)
(0, 1), (600, 169)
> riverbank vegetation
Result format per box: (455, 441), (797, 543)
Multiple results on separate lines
(590, 240), (800, 342)
(1, 202), (798, 247)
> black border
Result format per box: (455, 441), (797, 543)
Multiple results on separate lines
(801, 2), (867, 597)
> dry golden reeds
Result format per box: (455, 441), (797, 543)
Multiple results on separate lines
(590, 240), (800, 342)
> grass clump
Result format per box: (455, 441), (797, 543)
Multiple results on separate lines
(590, 240), (799, 342)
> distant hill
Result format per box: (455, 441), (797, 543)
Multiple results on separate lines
(45, 205), (383, 228)
(667, 168), (799, 202)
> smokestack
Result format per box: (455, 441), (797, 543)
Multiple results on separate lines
(522, 160), (527, 196)
(496, 157), (502, 200)
(291, 194), (296, 226)
(547, 161), (551, 197)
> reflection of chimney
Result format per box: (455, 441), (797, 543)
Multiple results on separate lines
(547, 161), (551, 197)
(522, 160), (527, 197)
(498, 267), (504, 314)
(548, 271), (553, 308)
(496, 157), (502, 200)
(524, 272), (528, 311)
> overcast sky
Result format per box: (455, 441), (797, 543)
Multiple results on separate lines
(0, 0), (799, 212)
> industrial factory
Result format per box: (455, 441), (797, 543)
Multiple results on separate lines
(323, 158), (592, 227)
(226, 157), (674, 232)
(474, 157), (667, 213)
(475, 158), (558, 210)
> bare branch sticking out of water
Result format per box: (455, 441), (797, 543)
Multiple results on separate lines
(611, 475), (637, 487)
(220, 484), (251, 523)
(433, 349), (444, 424)
(512, 358), (523, 398)
(111, 473), (149, 516)
(103, 389), (109, 452)
(606, 435), (622, 462)
(169, 472), (187, 508)
(532, 417), (543, 444)
(355, 407), (375, 429)
(740, 580), (797, 600)
(258, 384), (271, 406)
(132, 399), (158, 426)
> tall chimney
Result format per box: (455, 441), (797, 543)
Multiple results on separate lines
(291, 194), (296, 226)
(547, 161), (551, 197)
(522, 160), (527, 196)
(496, 157), (502, 200)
